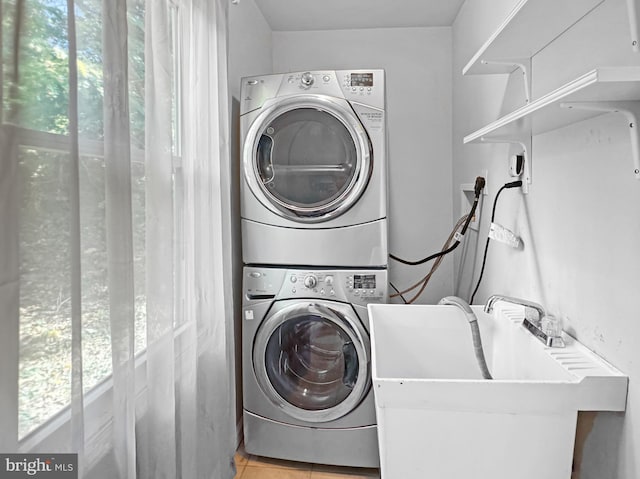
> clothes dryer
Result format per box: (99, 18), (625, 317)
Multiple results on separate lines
(240, 70), (387, 267)
(242, 266), (387, 467)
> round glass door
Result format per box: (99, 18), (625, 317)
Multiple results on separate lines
(253, 301), (370, 423)
(244, 96), (372, 222)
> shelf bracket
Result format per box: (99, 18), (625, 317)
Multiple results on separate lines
(560, 101), (640, 180)
(479, 133), (533, 193)
(628, 0), (640, 52)
(480, 58), (532, 104)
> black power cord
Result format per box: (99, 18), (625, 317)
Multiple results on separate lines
(390, 176), (486, 266)
(469, 180), (522, 304)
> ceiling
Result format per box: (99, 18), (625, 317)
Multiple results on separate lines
(253, 0), (466, 31)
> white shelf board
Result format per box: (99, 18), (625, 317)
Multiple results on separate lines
(463, 0), (605, 75)
(464, 67), (640, 144)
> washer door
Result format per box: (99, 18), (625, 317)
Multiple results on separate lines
(253, 300), (370, 423)
(243, 94), (372, 223)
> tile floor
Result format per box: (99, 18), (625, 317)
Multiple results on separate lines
(234, 444), (380, 479)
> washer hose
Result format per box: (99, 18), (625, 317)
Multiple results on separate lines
(438, 296), (492, 380)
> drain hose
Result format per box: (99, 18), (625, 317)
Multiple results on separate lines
(470, 320), (492, 380)
(438, 296), (493, 380)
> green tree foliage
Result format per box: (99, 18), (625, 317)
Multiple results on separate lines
(3, 0), (145, 138)
(3, 0), (71, 133)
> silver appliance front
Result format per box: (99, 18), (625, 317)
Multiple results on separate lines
(241, 217), (388, 268)
(242, 266), (387, 467)
(253, 300), (371, 423)
(243, 411), (379, 468)
(239, 70), (387, 267)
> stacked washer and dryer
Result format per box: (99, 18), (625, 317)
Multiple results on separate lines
(240, 70), (388, 468)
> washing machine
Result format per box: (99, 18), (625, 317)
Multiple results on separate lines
(240, 70), (387, 267)
(242, 265), (387, 467)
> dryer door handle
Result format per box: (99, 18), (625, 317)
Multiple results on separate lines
(256, 134), (275, 184)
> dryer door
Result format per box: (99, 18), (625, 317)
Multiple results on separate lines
(243, 94), (372, 223)
(253, 300), (370, 423)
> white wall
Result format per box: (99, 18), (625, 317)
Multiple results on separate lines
(228, 0), (273, 99)
(228, 0), (273, 436)
(273, 27), (454, 304)
(453, 1), (640, 478)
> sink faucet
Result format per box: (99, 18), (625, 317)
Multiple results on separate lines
(484, 294), (564, 348)
(484, 294), (546, 323)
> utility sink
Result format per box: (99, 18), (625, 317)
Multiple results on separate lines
(368, 302), (628, 479)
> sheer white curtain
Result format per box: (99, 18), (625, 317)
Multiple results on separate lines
(0, 1), (236, 478)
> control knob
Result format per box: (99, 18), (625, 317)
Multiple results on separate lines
(301, 72), (314, 87)
(303, 274), (318, 289)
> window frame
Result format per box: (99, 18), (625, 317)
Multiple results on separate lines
(2, 0), (186, 466)
(14, 122), (186, 469)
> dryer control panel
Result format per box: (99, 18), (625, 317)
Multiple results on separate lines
(243, 267), (388, 306)
(241, 70), (385, 114)
(337, 69), (385, 108)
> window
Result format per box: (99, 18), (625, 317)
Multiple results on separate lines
(2, 0), (174, 439)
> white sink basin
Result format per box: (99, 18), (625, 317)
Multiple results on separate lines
(368, 302), (628, 479)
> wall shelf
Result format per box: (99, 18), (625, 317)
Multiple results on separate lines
(464, 67), (640, 180)
(462, 0), (640, 188)
(463, 0), (605, 76)
(464, 67), (640, 142)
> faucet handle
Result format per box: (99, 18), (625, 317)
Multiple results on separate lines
(524, 306), (542, 325)
(486, 294), (564, 348)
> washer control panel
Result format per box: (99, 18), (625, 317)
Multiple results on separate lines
(243, 267), (388, 305)
(289, 269), (387, 305)
(346, 273), (378, 296)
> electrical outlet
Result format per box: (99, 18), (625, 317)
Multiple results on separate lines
(509, 154), (524, 177)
